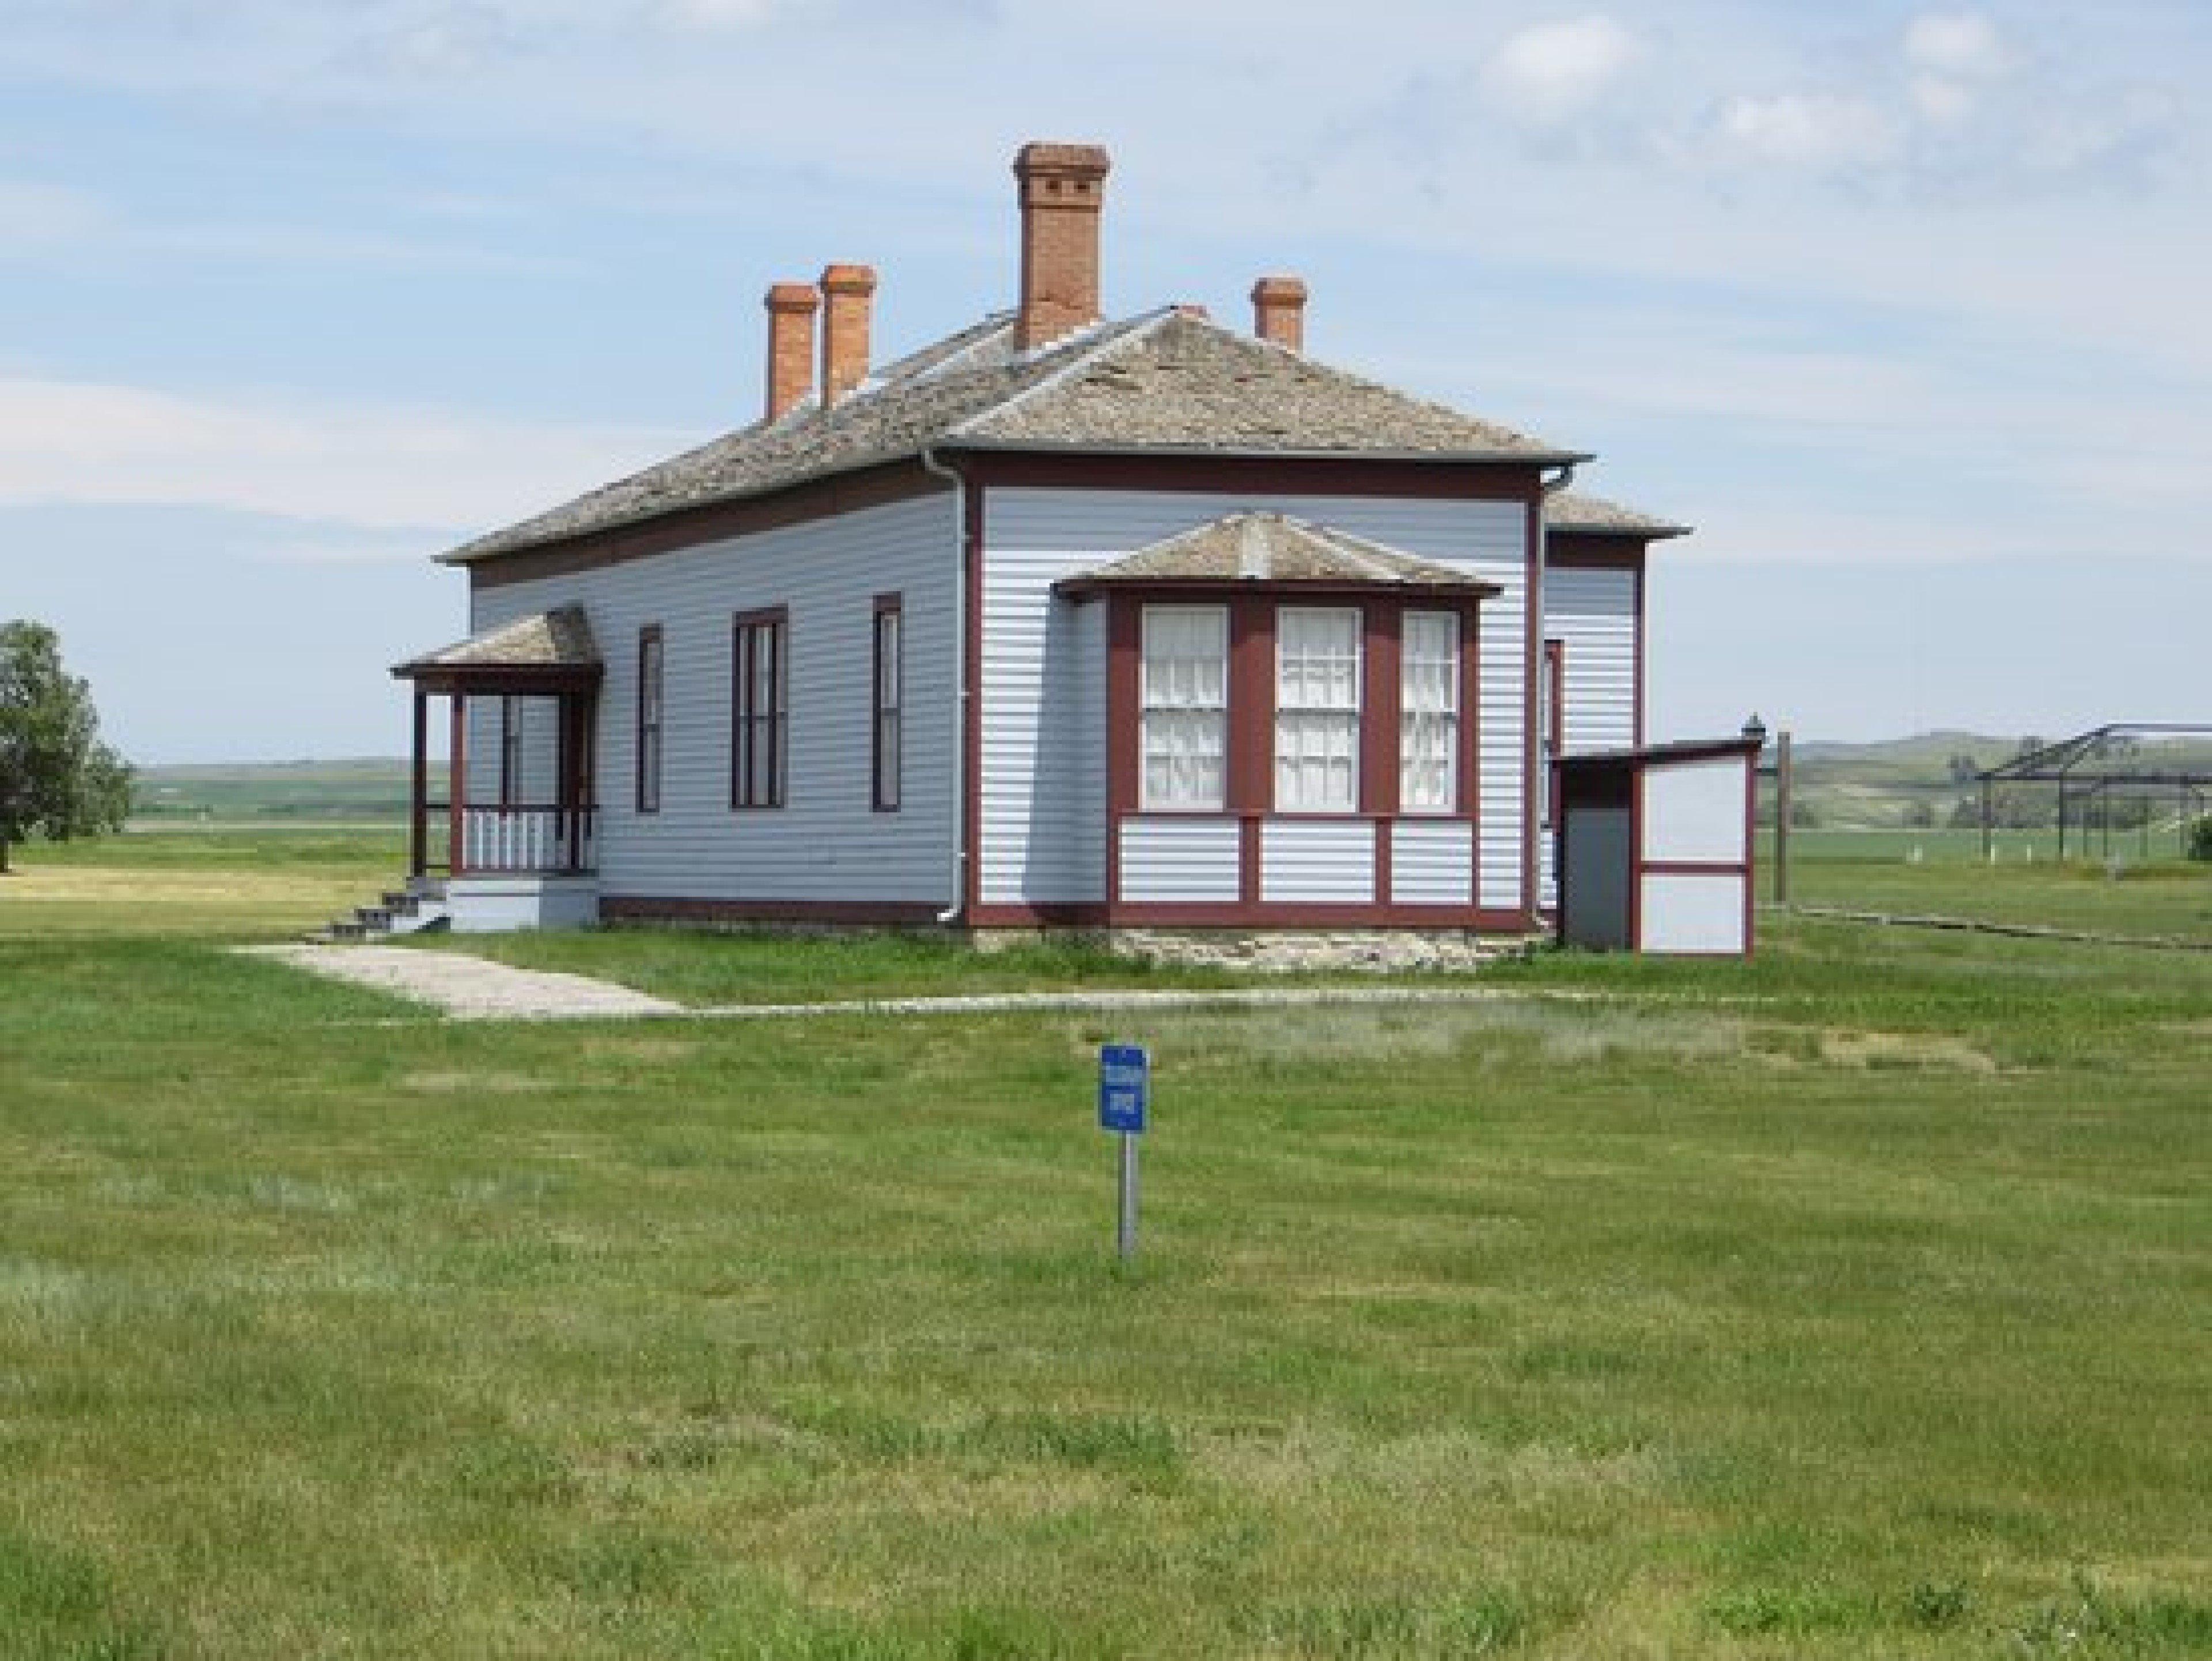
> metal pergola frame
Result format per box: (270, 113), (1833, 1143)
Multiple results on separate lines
(1977, 723), (2212, 861)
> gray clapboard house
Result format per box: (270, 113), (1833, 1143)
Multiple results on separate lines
(389, 140), (1730, 945)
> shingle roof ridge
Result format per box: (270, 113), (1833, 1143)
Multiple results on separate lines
(940, 307), (1179, 442)
(870, 311), (1016, 388)
(1300, 516), (1428, 580)
(953, 309), (1578, 459)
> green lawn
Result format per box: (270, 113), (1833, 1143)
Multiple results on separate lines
(0, 829), (406, 941)
(1770, 831), (2212, 945)
(0, 834), (2207, 1656)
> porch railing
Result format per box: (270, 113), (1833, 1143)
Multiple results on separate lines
(445, 805), (597, 876)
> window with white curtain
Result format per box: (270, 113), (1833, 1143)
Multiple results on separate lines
(1275, 607), (1362, 812)
(1141, 605), (1228, 811)
(1399, 610), (1459, 813)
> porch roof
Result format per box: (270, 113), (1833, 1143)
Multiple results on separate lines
(1056, 512), (1503, 596)
(392, 606), (602, 690)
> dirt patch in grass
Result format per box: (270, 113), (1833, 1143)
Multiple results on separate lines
(1751, 1025), (2001, 1074)
(399, 1070), (557, 1095)
(1817, 1028), (2000, 1074)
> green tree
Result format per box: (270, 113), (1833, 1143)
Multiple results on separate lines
(2189, 818), (2212, 863)
(0, 620), (133, 873)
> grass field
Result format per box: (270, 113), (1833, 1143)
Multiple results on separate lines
(1, 830), (2207, 1657)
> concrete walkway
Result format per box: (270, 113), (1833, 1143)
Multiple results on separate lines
(240, 944), (684, 1020)
(240, 943), (1628, 1024)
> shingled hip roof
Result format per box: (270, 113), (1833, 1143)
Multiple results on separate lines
(1544, 488), (1690, 539)
(1057, 512), (1503, 595)
(392, 606), (600, 678)
(441, 310), (1586, 565)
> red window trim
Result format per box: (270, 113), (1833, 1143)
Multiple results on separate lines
(732, 607), (789, 811)
(635, 625), (663, 816)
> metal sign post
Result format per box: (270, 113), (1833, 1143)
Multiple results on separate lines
(1097, 1044), (1149, 1266)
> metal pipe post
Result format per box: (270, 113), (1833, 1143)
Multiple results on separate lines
(1116, 1135), (1139, 1266)
(1774, 731), (1793, 906)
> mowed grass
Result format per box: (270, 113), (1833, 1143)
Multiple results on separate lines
(0, 839), (2208, 1656)
(0, 829), (405, 940)
(1773, 831), (2212, 945)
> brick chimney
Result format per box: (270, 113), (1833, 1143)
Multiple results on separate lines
(820, 263), (877, 404)
(763, 281), (819, 421)
(1251, 275), (1308, 353)
(1013, 141), (1111, 352)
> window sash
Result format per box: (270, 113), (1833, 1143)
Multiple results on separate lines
(1140, 604), (1228, 811)
(1275, 607), (1361, 813)
(1400, 611), (1459, 814)
(873, 604), (902, 812)
(637, 629), (662, 815)
(733, 616), (787, 809)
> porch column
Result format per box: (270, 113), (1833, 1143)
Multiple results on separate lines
(409, 683), (429, 879)
(448, 691), (468, 878)
(556, 688), (589, 872)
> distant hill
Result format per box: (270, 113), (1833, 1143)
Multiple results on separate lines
(1785, 731), (2212, 831)
(133, 759), (411, 823)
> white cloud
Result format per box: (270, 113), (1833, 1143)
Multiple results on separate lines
(1714, 92), (1904, 170)
(0, 179), (108, 250)
(0, 377), (691, 540)
(658, 0), (776, 23)
(1904, 12), (2016, 80)
(1480, 15), (1641, 124)
(1908, 74), (1976, 128)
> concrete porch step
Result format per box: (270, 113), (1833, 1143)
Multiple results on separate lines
(305, 888), (452, 946)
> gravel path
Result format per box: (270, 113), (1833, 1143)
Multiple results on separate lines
(239, 944), (684, 1020)
(239, 944), (1639, 1023)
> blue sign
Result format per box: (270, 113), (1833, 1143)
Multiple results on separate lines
(1098, 1044), (1149, 1134)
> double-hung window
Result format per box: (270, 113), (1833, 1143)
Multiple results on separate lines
(1274, 607), (1361, 812)
(635, 626), (663, 815)
(733, 610), (787, 809)
(1139, 605), (1228, 811)
(872, 597), (902, 812)
(1399, 611), (1460, 814)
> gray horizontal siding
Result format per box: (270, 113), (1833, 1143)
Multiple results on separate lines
(979, 554), (1106, 903)
(1546, 566), (1638, 755)
(1540, 562), (1638, 905)
(1260, 819), (1375, 903)
(1391, 819), (1475, 906)
(983, 487), (1530, 913)
(469, 490), (957, 905)
(1119, 817), (1240, 902)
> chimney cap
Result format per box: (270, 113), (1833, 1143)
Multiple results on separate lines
(820, 262), (878, 295)
(1251, 274), (1308, 304)
(765, 281), (820, 312)
(1013, 141), (1112, 177)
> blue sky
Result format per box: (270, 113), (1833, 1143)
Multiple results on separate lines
(2, 0), (2205, 762)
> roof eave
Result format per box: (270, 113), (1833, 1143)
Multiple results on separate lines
(1056, 574), (1505, 600)
(1550, 521), (1694, 541)
(940, 438), (1593, 467)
